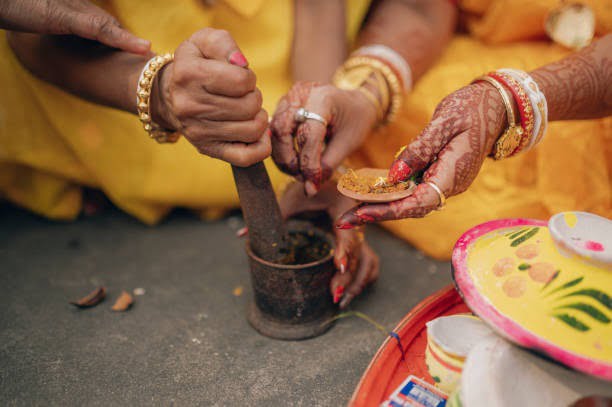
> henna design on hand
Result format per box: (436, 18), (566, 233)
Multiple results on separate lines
(530, 34), (612, 121)
(270, 81), (317, 176)
(338, 82), (506, 226)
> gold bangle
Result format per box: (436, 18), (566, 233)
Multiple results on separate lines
(136, 53), (180, 144)
(369, 70), (390, 114)
(333, 56), (404, 123)
(474, 76), (517, 126)
(472, 75), (524, 160)
(357, 87), (384, 122)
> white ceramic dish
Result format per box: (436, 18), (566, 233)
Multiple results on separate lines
(548, 211), (612, 270)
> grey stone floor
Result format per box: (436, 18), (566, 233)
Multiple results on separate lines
(0, 204), (451, 406)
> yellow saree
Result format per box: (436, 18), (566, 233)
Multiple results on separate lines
(0, 0), (609, 261)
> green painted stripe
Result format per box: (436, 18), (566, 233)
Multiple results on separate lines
(510, 227), (539, 247)
(545, 276), (582, 296)
(554, 313), (590, 331)
(555, 303), (610, 323)
(508, 228), (528, 240)
(561, 289), (612, 310)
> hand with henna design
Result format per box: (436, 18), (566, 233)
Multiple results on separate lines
(270, 81), (378, 197)
(279, 180), (379, 308)
(337, 82), (507, 227)
(337, 34), (612, 227)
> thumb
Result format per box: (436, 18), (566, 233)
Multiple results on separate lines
(388, 114), (459, 183)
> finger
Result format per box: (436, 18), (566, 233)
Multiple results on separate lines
(207, 127), (272, 167)
(388, 113), (460, 183)
(330, 270), (353, 304)
(191, 109), (269, 144)
(340, 245), (379, 309)
(71, 12), (150, 54)
(270, 83), (316, 175)
(336, 182), (440, 227)
(188, 28), (248, 66)
(270, 96), (299, 175)
(195, 89), (263, 121)
(173, 58), (256, 97)
(333, 228), (363, 275)
(319, 128), (356, 183)
(297, 96), (332, 196)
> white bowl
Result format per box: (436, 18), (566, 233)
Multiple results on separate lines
(548, 211), (612, 270)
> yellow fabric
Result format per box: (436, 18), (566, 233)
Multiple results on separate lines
(0, 0), (371, 222)
(0, 0), (610, 261)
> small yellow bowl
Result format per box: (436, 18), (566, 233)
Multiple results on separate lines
(425, 336), (464, 394)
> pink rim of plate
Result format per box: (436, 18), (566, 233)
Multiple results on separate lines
(452, 218), (612, 381)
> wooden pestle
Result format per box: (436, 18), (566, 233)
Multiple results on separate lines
(232, 163), (290, 263)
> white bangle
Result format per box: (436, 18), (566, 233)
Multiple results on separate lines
(498, 68), (548, 149)
(354, 44), (413, 92)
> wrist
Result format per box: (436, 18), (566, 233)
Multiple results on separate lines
(348, 87), (379, 128)
(473, 82), (512, 152)
(149, 63), (178, 131)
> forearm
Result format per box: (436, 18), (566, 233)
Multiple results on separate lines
(530, 33), (612, 121)
(7, 32), (147, 114)
(357, 0), (457, 81)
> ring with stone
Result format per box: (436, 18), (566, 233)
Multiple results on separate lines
(295, 107), (328, 127)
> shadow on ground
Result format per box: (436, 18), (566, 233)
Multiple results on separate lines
(0, 204), (451, 406)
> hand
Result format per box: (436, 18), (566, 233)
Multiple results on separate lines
(151, 28), (270, 167)
(337, 82), (507, 227)
(270, 82), (378, 196)
(0, 0), (150, 54)
(280, 180), (379, 308)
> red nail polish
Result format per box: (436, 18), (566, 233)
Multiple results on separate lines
(333, 286), (345, 304)
(357, 212), (375, 223)
(335, 222), (355, 230)
(228, 51), (248, 67)
(236, 227), (248, 237)
(388, 160), (412, 184)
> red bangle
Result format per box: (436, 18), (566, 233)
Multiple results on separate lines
(487, 72), (534, 156)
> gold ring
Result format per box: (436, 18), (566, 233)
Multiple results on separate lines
(425, 181), (446, 210)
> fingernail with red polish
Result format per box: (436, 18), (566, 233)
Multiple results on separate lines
(333, 286), (345, 304)
(335, 221), (355, 230)
(236, 226), (248, 237)
(388, 160), (412, 184)
(356, 212), (375, 223)
(228, 51), (248, 68)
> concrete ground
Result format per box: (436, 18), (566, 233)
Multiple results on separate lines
(0, 203), (451, 406)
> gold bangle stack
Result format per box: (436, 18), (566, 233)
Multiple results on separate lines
(472, 75), (523, 160)
(136, 53), (180, 144)
(332, 55), (404, 124)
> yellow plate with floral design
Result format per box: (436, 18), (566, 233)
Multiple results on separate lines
(452, 218), (612, 380)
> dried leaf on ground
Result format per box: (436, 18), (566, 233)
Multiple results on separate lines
(70, 286), (106, 308)
(112, 291), (134, 311)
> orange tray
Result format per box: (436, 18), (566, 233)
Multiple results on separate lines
(349, 285), (469, 406)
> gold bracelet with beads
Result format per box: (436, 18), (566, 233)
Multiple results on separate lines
(333, 55), (403, 123)
(136, 53), (180, 144)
